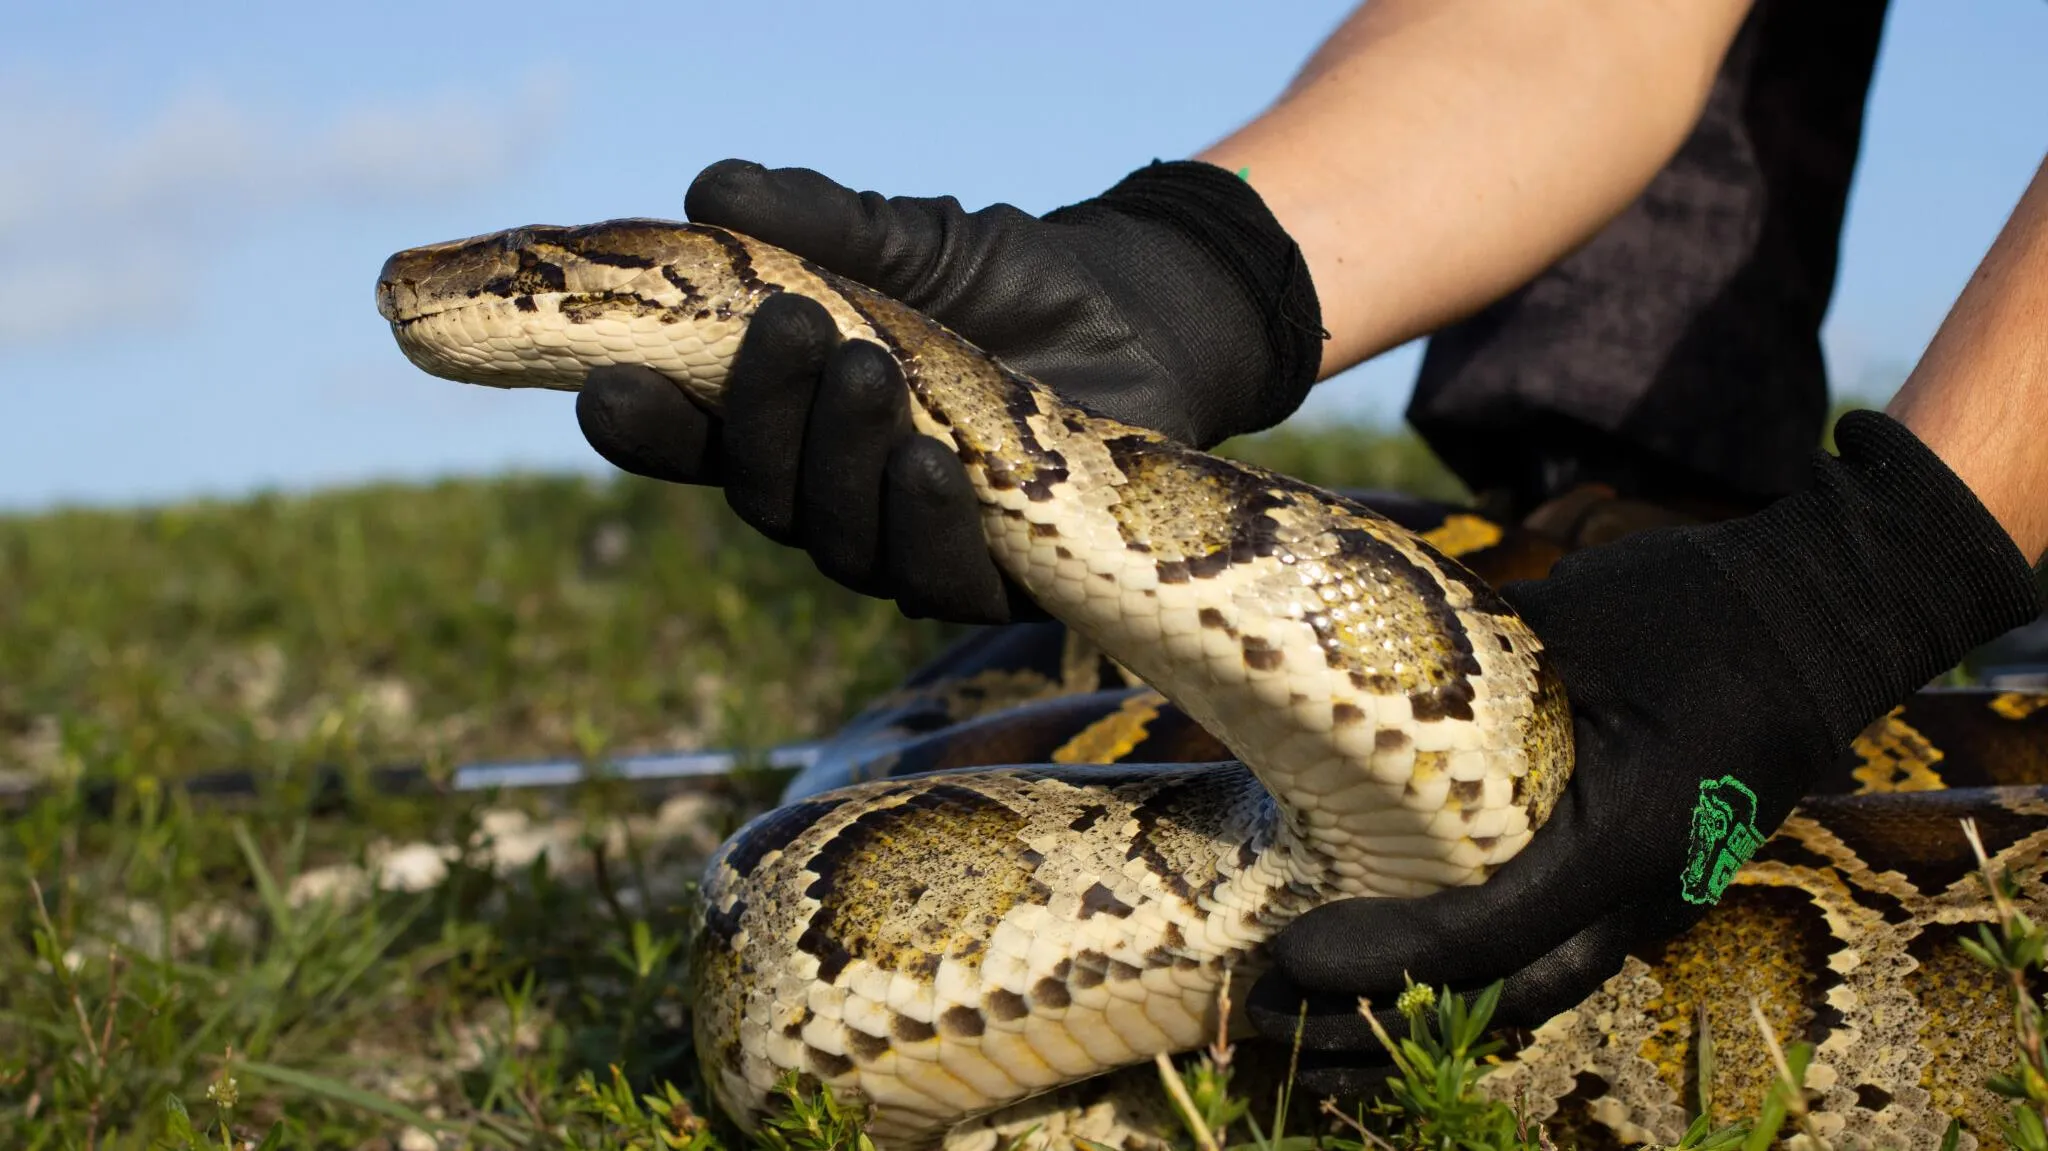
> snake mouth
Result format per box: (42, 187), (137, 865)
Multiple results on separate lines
(377, 259), (503, 327)
(375, 280), (498, 328)
(376, 258), (477, 327)
(375, 276), (436, 326)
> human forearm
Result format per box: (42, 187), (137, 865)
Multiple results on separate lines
(1886, 155), (2048, 563)
(1199, 0), (1754, 374)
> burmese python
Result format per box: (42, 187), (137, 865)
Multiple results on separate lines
(377, 220), (2045, 1151)
(796, 504), (2048, 1151)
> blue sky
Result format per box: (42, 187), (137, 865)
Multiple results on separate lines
(2, 1), (2043, 510)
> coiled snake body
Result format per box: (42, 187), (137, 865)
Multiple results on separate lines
(378, 219), (1574, 1146)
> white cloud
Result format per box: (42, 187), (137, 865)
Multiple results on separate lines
(0, 77), (557, 345)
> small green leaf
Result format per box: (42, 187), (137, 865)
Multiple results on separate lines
(1784, 1040), (1813, 1085)
(163, 1094), (200, 1144)
(2007, 1105), (2048, 1151)
(1738, 1088), (1787, 1151)
(1689, 1123), (1752, 1151)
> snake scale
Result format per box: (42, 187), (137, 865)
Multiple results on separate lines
(797, 543), (2048, 1151)
(378, 219), (2045, 1151)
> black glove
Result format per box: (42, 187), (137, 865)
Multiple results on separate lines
(1247, 411), (2042, 1097)
(576, 157), (1325, 622)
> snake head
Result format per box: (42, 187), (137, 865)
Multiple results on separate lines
(375, 220), (766, 394)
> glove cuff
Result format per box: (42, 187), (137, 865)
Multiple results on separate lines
(1697, 409), (2042, 749)
(1082, 160), (1327, 438)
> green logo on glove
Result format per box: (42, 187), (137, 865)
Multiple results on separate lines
(1680, 775), (1765, 905)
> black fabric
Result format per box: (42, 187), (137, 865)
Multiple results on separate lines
(1251, 908), (1648, 1100)
(578, 157), (1326, 624)
(1249, 411), (2041, 1074)
(683, 157), (1323, 450)
(576, 362), (723, 485)
(1052, 161), (1328, 436)
(1706, 412), (2046, 750)
(1407, 0), (1891, 511)
(885, 436), (1019, 623)
(719, 294), (845, 544)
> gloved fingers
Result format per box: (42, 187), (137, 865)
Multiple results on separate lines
(1266, 958), (1615, 1104)
(721, 292), (841, 544)
(882, 437), (1015, 624)
(1269, 799), (1605, 997)
(1244, 908), (1645, 1103)
(686, 159), (939, 301)
(1245, 969), (1402, 1054)
(576, 365), (721, 485)
(1487, 903), (1657, 1031)
(799, 340), (915, 596)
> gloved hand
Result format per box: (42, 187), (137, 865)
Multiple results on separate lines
(1246, 411), (2043, 1098)
(577, 158), (1326, 622)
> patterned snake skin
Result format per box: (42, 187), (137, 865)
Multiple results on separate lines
(797, 507), (2048, 1151)
(377, 220), (1574, 1146)
(377, 220), (2046, 1151)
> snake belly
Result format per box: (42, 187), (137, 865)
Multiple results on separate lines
(376, 219), (1575, 1147)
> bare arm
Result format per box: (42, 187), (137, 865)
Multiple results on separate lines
(1886, 155), (2048, 562)
(1199, 0), (1755, 375)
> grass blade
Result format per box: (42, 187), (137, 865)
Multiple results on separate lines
(237, 1059), (446, 1131)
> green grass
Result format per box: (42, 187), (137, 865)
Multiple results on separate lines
(0, 473), (952, 792)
